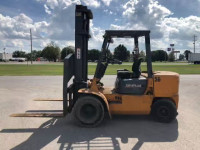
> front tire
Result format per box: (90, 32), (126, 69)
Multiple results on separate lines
(73, 96), (104, 127)
(151, 99), (177, 123)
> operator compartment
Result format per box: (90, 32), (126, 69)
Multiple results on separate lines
(153, 71), (179, 97)
(115, 77), (147, 95)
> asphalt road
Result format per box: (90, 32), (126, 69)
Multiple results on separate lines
(0, 75), (200, 150)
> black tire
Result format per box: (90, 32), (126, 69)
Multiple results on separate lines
(151, 99), (177, 123)
(73, 96), (105, 127)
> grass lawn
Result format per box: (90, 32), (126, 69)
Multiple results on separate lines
(0, 63), (200, 76)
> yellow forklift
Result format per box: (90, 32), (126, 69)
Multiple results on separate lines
(11, 5), (179, 127)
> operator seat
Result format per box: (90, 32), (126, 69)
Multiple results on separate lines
(117, 58), (142, 79)
(115, 58), (147, 95)
(132, 58), (142, 78)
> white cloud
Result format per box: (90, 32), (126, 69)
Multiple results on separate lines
(0, 14), (38, 40)
(38, 0), (72, 9)
(82, 0), (100, 8)
(103, 9), (116, 15)
(110, 24), (125, 30)
(44, 4), (51, 14)
(0, 0), (102, 52)
(14, 13), (33, 24)
(163, 16), (200, 41)
(47, 4), (76, 40)
(39, 0), (100, 8)
(99, 0), (200, 53)
(101, 0), (112, 6)
(1, 0), (200, 53)
(122, 0), (172, 38)
(0, 13), (49, 51)
(40, 0), (100, 41)
(46, 0), (59, 9)
(88, 20), (104, 49)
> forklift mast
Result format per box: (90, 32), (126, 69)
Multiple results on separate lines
(63, 5), (93, 115)
(74, 5), (93, 81)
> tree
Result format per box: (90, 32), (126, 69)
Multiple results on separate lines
(184, 50), (191, 60)
(35, 50), (42, 58)
(158, 50), (168, 62)
(61, 46), (74, 60)
(26, 50), (42, 61)
(42, 42), (60, 62)
(168, 52), (175, 62)
(151, 51), (156, 62)
(12, 51), (26, 58)
(26, 53), (31, 61)
(179, 54), (185, 61)
(88, 49), (100, 61)
(151, 50), (168, 62)
(113, 44), (130, 61)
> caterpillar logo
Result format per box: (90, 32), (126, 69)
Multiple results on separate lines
(125, 84), (142, 88)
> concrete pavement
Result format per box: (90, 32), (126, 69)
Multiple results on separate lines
(0, 75), (200, 150)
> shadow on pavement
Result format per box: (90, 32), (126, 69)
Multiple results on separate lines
(1, 115), (178, 150)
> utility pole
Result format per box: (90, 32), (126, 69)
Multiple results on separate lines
(3, 48), (6, 62)
(193, 35), (197, 53)
(30, 28), (33, 64)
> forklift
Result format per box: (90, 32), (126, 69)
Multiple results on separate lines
(11, 5), (179, 127)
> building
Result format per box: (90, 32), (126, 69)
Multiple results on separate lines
(0, 53), (13, 61)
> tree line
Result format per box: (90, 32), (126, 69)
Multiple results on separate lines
(151, 49), (192, 62)
(12, 42), (192, 62)
(12, 43), (131, 62)
(88, 44), (130, 62)
(13, 42), (70, 62)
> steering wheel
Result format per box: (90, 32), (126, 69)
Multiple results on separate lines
(106, 57), (121, 64)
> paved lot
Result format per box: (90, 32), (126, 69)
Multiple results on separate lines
(0, 75), (200, 150)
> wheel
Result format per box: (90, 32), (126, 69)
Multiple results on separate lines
(73, 96), (104, 127)
(151, 99), (177, 123)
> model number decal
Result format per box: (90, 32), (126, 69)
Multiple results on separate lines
(155, 77), (161, 82)
(77, 48), (81, 59)
(115, 96), (122, 101)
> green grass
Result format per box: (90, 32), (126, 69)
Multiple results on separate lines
(0, 63), (200, 76)
(0, 64), (63, 76)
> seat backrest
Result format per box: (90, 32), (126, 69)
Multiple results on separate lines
(132, 58), (142, 78)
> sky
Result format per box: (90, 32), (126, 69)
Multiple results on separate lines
(0, 0), (200, 54)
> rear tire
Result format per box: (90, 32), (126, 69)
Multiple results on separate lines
(73, 96), (104, 127)
(151, 99), (177, 123)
